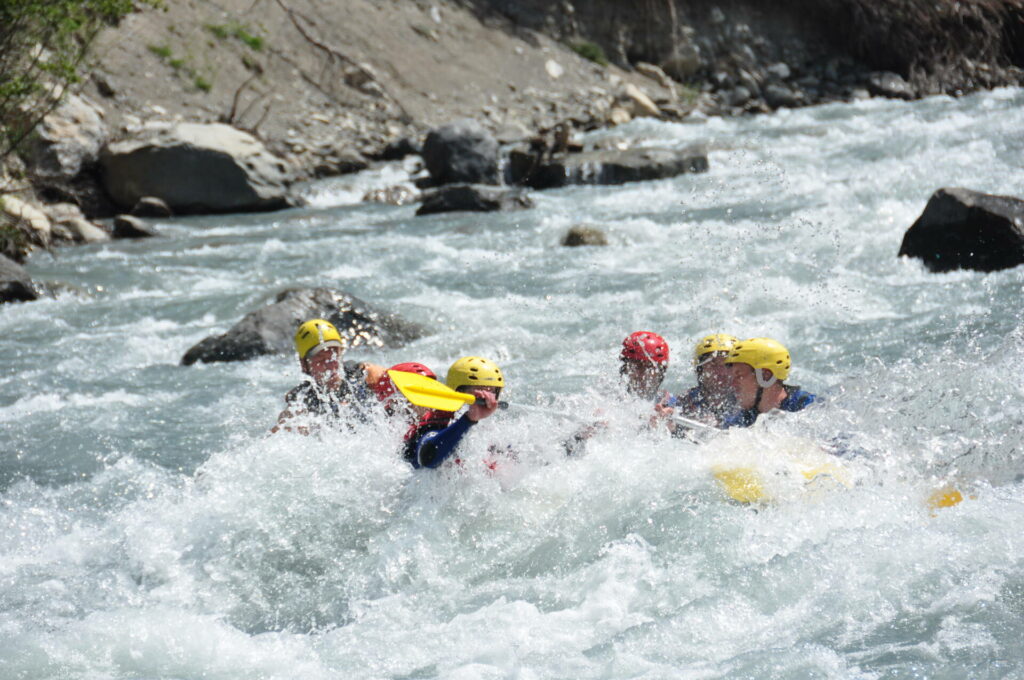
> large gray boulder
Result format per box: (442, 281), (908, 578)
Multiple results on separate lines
(899, 188), (1024, 273)
(422, 119), (500, 186)
(181, 287), (426, 365)
(509, 146), (709, 189)
(416, 184), (533, 216)
(100, 123), (294, 215)
(0, 254), (38, 303)
(22, 94), (108, 181)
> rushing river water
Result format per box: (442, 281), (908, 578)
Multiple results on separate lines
(3, 89), (1024, 679)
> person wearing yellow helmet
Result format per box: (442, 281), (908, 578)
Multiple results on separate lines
(404, 356), (505, 469)
(658, 333), (740, 428)
(271, 318), (385, 434)
(719, 337), (816, 428)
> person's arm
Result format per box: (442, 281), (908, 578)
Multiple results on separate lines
(416, 413), (477, 468)
(270, 386), (312, 435)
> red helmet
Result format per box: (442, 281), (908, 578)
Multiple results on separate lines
(620, 331), (669, 364)
(374, 362), (437, 401)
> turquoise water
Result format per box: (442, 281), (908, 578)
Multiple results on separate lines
(2, 89), (1023, 679)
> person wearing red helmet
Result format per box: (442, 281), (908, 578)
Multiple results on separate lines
(566, 331), (676, 455)
(373, 361), (438, 416)
(619, 331), (671, 400)
(372, 361), (459, 464)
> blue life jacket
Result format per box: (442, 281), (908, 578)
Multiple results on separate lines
(720, 385), (816, 429)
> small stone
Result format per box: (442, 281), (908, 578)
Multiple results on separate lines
(728, 86), (751, 106)
(766, 62), (791, 80)
(763, 83), (800, 108)
(623, 83), (661, 117)
(131, 196), (173, 218)
(867, 71), (916, 100)
(545, 60), (564, 79)
(608, 107), (632, 126)
(63, 218), (110, 243)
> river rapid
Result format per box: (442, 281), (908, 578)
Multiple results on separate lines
(3, 89), (1024, 679)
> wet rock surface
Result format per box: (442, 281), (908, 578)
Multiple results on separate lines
(416, 184), (533, 215)
(181, 287), (426, 365)
(111, 215), (157, 239)
(562, 225), (609, 246)
(510, 145), (709, 189)
(899, 187), (1024, 273)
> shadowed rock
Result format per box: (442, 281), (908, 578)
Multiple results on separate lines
(112, 215), (157, 239)
(509, 145), (708, 189)
(0, 254), (38, 303)
(416, 184), (533, 216)
(181, 287), (426, 365)
(422, 119), (499, 186)
(899, 187), (1024, 273)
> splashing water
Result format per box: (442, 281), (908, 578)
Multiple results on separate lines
(2, 89), (1024, 679)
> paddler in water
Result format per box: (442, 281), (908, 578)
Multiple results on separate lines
(719, 337), (816, 428)
(566, 331), (675, 454)
(403, 356), (503, 469)
(271, 318), (384, 434)
(655, 333), (739, 430)
(373, 361), (457, 447)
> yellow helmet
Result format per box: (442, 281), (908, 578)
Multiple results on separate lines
(294, 319), (346, 360)
(693, 333), (739, 366)
(724, 337), (791, 382)
(446, 356), (504, 390)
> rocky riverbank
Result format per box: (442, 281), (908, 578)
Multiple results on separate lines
(4, 0), (1024, 295)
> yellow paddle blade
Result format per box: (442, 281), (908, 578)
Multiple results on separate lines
(387, 369), (475, 412)
(927, 485), (964, 510)
(712, 466), (768, 504)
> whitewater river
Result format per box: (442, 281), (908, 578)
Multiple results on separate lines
(3, 88), (1024, 679)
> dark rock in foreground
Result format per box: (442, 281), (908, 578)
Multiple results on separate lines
(416, 184), (533, 216)
(100, 123), (294, 215)
(0, 254), (38, 303)
(181, 287), (426, 365)
(422, 119), (500, 186)
(509, 146), (709, 189)
(899, 187), (1024, 273)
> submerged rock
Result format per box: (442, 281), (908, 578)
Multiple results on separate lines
(899, 187), (1024, 273)
(363, 185), (418, 205)
(422, 119), (499, 186)
(562, 225), (608, 246)
(510, 146), (709, 189)
(416, 184), (533, 216)
(100, 123), (294, 215)
(181, 287), (426, 365)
